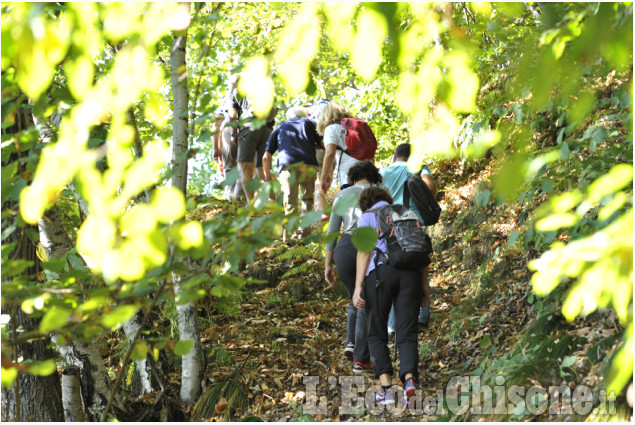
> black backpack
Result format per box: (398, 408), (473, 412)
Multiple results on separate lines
(403, 175), (442, 226)
(371, 204), (432, 271)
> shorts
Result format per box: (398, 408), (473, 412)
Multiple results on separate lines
(237, 124), (272, 167)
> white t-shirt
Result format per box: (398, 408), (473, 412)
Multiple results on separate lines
(323, 123), (360, 187)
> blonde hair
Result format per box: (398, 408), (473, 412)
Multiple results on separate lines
(315, 101), (353, 135)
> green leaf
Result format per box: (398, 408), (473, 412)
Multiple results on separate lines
(352, 226), (378, 253)
(39, 307), (71, 334)
(558, 142), (569, 160)
(174, 339), (194, 356)
(541, 179), (554, 194)
(300, 211), (322, 229)
(41, 257), (67, 273)
(479, 335), (491, 348)
(561, 355), (577, 368)
(476, 190), (490, 207)
(28, 359), (57, 376)
(101, 305), (138, 329)
(508, 230), (519, 246)
(130, 340), (149, 361)
(334, 193), (359, 216)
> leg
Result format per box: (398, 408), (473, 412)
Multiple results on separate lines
(299, 165), (317, 214)
(393, 267), (423, 384)
(237, 127), (259, 201)
(334, 235), (370, 363)
(238, 161), (255, 201)
(364, 268), (397, 380)
(279, 167), (299, 215)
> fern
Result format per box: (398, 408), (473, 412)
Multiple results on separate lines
(275, 244), (321, 261)
(282, 262), (313, 278)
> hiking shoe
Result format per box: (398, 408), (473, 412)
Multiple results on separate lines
(344, 343), (354, 362)
(353, 361), (373, 373)
(375, 387), (395, 405)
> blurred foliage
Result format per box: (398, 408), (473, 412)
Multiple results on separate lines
(1, 0), (632, 404)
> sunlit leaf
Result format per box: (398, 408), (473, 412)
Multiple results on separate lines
(130, 340), (149, 361)
(28, 359), (57, 376)
(151, 187), (186, 223)
(176, 221), (204, 250)
(40, 307), (71, 334)
(102, 305), (138, 329)
(536, 213), (579, 231)
(1, 367), (18, 388)
(350, 9), (387, 82)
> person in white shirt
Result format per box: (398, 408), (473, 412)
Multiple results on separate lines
(315, 101), (361, 194)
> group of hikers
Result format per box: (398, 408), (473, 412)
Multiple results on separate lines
(211, 75), (439, 407)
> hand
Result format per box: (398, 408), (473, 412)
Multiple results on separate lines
(213, 149), (221, 162)
(353, 287), (365, 309)
(422, 294), (431, 308)
(325, 264), (337, 287)
(320, 175), (332, 194)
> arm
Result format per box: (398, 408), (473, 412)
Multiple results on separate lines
(320, 143), (336, 193)
(262, 152), (274, 181)
(324, 203), (344, 285)
(325, 250), (337, 287)
(352, 250), (372, 308)
(421, 174), (437, 197)
(212, 117), (223, 161)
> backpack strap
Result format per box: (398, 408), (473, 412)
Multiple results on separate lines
(403, 179), (411, 210)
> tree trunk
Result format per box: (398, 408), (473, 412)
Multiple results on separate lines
(61, 366), (85, 421)
(1, 106), (65, 422)
(33, 110), (127, 419)
(170, 2), (203, 405)
(171, 18), (190, 195)
(40, 206), (128, 421)
(123, 313), (153, 396)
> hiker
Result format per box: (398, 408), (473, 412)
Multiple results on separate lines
(215, 74), (243, 200)
(380, 143), (436, 335)
(315, 101), (359, 194)
(353, 186), (426, 406)
(324, 161), (383, 373)
(226, 74), (277, 202)
(262, 106), (321, 218)
(308, 100), (329, 219)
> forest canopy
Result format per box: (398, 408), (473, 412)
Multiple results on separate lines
(1, 2), (632, 422)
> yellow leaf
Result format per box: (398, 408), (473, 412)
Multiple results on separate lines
(151, 187), (186, 223)
(350, 9), (387, 81)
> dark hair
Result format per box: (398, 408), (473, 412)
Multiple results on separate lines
(347, 160), (382, 185)
(394, 143), (411, 161)
(359, 187), (393, 212)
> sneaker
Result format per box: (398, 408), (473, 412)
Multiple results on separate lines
(344, 342), (354, 362)
(404, 378), (416, 400)
(353, 361), (373, 373)
(375, 387), (395, 405)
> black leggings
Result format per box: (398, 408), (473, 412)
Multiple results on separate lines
(364, 264), (422, 383)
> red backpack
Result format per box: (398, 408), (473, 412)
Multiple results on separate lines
(337, 118), (377, 160)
